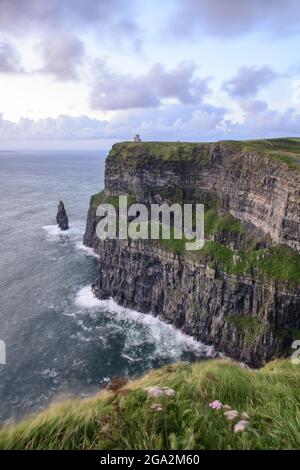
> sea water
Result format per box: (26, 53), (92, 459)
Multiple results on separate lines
(0, 150), (213, 421)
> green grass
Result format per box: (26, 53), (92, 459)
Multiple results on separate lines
(110, 141), (206, 161)
(204, 208), (245, 237)
(228, 315), (266, 345)
(158, 229), (186, 254)
(109, 138), (300, 170)
(241, 138), (300, 169)
(193, 242), (300, 285)
(1, 359), (300, 450)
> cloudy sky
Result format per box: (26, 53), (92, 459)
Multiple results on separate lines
(0, 0), (300, 149)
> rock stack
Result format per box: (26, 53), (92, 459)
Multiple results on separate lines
(56, 200), (69, 231)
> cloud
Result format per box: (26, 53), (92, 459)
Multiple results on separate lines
(0, 0), (139, 44)
(1, 99), (300, 144)
(37, 36), (85, 81)
(89, 61), (210, 111)
(0, 114), (108, 140)
(226, 99), (300, 139)
(0, 104), (225, 141)
(223, 66), (277, 98)
(170, 0), (300, 38)
(0, 41), (24, 74)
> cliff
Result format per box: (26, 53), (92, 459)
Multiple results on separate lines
(84, 139), (300, 366)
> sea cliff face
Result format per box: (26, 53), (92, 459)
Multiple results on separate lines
(84, 139), (300, 366)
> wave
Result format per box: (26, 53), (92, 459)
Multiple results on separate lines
(75, 242), (99, 258)
(42, 224), (63, 239)
(74, 285), (216, 359)
(42, 222), (85, 241)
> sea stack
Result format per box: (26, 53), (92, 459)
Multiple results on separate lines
(56, 200), (69, 231)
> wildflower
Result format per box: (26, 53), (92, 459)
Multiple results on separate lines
(208, 400), (223, 410)
(150, 403), (163, 412)
(224, 410), (239, 421)
(163, 388), (176, 398)
(234, 420), (249, 433)
(145, 386), (164, 397)
(241, 412), (250, 420)
(223, 404), (232, 411)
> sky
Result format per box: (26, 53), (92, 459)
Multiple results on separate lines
(0, 0), (300, 149)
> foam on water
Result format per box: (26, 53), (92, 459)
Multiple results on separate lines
(42, 224), (63, 239)
(75, 242), (99, 258)
(74, 285), (216, 359)
(42, 222), (85, 241)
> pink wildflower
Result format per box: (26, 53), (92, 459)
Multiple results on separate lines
(224, 410), (239, 421)
(234, 420), (249, 433)
(209, 400), (223, 410)
(150, 403), (163, 412)
(164, 388), (176, 398)
(145, 386), (164, 397)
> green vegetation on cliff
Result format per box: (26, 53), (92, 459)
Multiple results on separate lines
(204, 208), (245, 236)
(195, 242), (300, 285)
(110, 137), (300, 170)
(228, 315), (266, 345)
(110, 141), (209, 162)
(0, 359), (299, 450)
(242, 137), (300, 169)
(90, 191), (300, 285)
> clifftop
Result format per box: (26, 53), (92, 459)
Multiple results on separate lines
(109, 137), (300, 170)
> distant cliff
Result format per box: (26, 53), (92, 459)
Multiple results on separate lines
(84, 139), (300, 366)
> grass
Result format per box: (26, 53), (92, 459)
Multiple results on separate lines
(204, 208), (245, 237)
(193, 242), (300, 285)
(228, 315), (266, 345)
(158, 229), (186, 254)
(109, 138), (300, 170)
(1, 359), (300, 450)
(110, 141), (208, 162)
(240, 137), (300, 169)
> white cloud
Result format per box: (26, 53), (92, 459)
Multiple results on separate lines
(2, 97), (300, 145)
(89, 61), (210, 111)
(37, 36), (85, 81)
(0, 41), (24, 74)
(292, 80), (300, 106)
(223, 66), (278, 98)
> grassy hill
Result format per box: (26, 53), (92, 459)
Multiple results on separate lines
(0, 358), (300, 450)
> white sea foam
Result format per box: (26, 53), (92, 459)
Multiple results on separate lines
(74, 285), (216, 358)
(75, 285), (102, 308)
(42, 222), (85, 241)
(75, 242), (99, 258)
(42, 224), (62, 239)
(41, 369), (58, 379)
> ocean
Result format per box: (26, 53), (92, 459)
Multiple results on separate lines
(0, 150), (212, 422)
